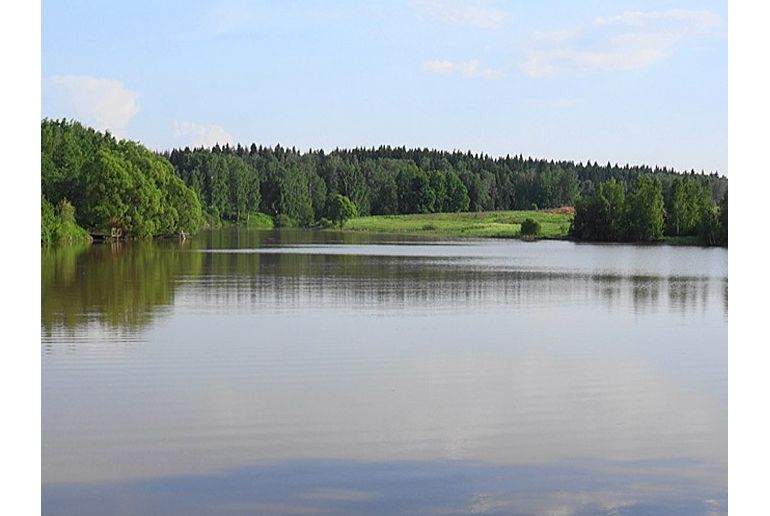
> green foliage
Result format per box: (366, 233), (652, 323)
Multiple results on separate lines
(717, 191), (728, 244)
(244, 212), (275, 228)
(275, 213), (298, 228)
(41, 195), (57, 244)
(44, 119), (727, 246)
(625, 175), (664, 241)
(396, 165), (436, 213)
(280, 162), (315, 226)
(57, 199), (76, 225)
(570, 178), (626, 241)
(42, 196), (92, 245)
(571, 175), (664, 242)
(666, 177), (714, 236)
(326, 194), (358, 226)
(696, 189), (727, 246)
(315, 217), (336, 229)
(428, 171), (448, 212)
(41, 119), (204, 239)
(344, 210), (571, 239)
(520, 218), (541, 237)
(169, 142), (725, 231)
(445, 171), (470, 212)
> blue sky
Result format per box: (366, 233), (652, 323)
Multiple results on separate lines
(41, 0), (727, 173)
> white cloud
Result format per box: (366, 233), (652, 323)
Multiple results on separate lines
(423, 59), (503, 79)
(522, 10), (721, 78)
(414, 0), (507, 29)
(173, 121), (234, 148)
(48, 75), (139, 137)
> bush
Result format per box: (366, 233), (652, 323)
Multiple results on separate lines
(315, 217), (336, 229)
(275, 214), (297, 228)
(245, 212), (275, 229)
(42, 196), (58, 244)
(520, 218), (541, 237)
(41, 196), (92, 245)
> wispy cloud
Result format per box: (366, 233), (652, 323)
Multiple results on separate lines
(522, 10), (721, 78)
(414, 0), (507, 30)
(423, 59), (503, 79)
(173, 121), (234, 148)
(47, 75), (139, 137)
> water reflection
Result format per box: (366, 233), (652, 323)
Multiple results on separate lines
(42, 240), (203, 334)
(41, 229), (727, 515)
(42, 231), (728, 335)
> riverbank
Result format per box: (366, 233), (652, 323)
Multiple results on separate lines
(334, 210), (722, 246)
(203, 211), (275, 229)
(339, 210), (574, 239)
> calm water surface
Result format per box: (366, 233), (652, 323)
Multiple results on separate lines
(42, 229), (727, 515)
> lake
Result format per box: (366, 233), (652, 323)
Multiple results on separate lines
(41, 228), (727, 515)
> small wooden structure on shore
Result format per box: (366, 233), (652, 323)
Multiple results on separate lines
(89, 226), (123, 241)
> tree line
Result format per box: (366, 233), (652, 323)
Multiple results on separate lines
(166, 143), (727, 231)
(42, 119), (204, 240)
(570, 175), (727, 245)
(41, 119), (728, 245)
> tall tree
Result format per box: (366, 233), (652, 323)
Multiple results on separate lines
(626, 175), (664, 241)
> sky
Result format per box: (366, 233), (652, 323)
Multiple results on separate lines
(41, 0), (727, 174)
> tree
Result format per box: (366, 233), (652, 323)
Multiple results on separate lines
(445, 171), (470, 212)
(369, 165), (399, 215)
(326, 194), (357, 227)
(626, 175), (664, 241)
(598, 178), (626, 240)
(42, 120), (204, 238)
(428, 171), (448, 212)
(666, 177), (712, 236)
(717, 191), (728, 244)
(570, 178), (626, 241)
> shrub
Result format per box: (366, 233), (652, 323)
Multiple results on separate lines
(316, 217), (336, 229)
(42, 195), (57, 244)
(520, 218), (541, 237)
(275, 214), (297, 228)
(245, 212), (275, 229)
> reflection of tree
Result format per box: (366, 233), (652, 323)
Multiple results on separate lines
(41, 240), (203, 332)
(592, 274), (622, 309)
(668, 277), (708, 314)
(631, 275), (661, 314)
(190, 248), (687, 314)
(41, 229), (728, 330)
(722, 281), (728, 316)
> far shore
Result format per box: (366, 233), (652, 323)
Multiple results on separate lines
(327, 210), (721, 247)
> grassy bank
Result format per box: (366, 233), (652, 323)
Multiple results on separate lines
(340, 209), (574, 239)
(203, 211), (275, 229)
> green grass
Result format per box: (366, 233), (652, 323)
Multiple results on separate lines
(244, 212), (275, 229)
(340, 210), (573, 240)
(205, 211), (276, 229)
(52, 220), (93, 245)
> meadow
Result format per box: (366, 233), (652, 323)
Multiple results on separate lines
(341, 209), (574, 239)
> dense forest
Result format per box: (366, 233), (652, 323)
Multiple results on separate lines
(166, 143), (727, 223)
(41, 119), (728, 245)
(42, 119), (203, 242)
(570, 175), (727, 245)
